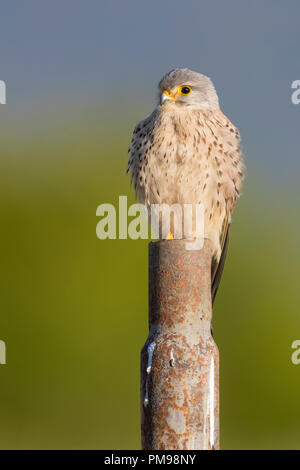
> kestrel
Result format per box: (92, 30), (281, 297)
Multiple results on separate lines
(127, 69), (245, 302)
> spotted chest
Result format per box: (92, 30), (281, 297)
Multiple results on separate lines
(128, 108), (244, 220)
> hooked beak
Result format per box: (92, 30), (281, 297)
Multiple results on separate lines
(160, 90), (177, 105)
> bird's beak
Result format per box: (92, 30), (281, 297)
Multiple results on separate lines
(160, 90), (176, 105)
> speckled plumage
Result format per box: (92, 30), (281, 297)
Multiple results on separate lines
(127, 69), (245, 301)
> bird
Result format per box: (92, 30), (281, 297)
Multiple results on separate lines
(127, 68), (245, 303)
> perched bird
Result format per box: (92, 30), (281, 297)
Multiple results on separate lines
(127, 68), (245, 302)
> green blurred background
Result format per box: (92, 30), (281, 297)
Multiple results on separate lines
(0, 0), (300, 449)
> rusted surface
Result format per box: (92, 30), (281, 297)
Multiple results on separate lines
(141, 239), (219, 450)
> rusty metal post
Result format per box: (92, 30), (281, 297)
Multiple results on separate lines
(141, 239), (219, 450)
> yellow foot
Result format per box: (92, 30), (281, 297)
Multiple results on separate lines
(166, 232), (174, 240)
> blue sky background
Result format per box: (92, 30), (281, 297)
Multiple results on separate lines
(0, 0), (299, 179)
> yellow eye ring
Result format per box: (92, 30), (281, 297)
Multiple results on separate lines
(177, 85), (192, 96)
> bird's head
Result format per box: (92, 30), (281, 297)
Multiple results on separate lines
(158, 68), (219, 111)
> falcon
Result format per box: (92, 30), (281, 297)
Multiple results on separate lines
(127, 68), (245, 302)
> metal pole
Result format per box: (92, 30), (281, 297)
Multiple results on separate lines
(141, 239), (219, 450)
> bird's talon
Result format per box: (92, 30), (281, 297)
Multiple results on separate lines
(166, 232), (174, 240)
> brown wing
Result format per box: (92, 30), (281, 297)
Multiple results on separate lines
(211, 221), (230, 305)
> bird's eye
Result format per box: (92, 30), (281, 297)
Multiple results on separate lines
(178, 85), (192, 95)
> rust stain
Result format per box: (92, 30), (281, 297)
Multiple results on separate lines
(141, 240), (220, 450)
